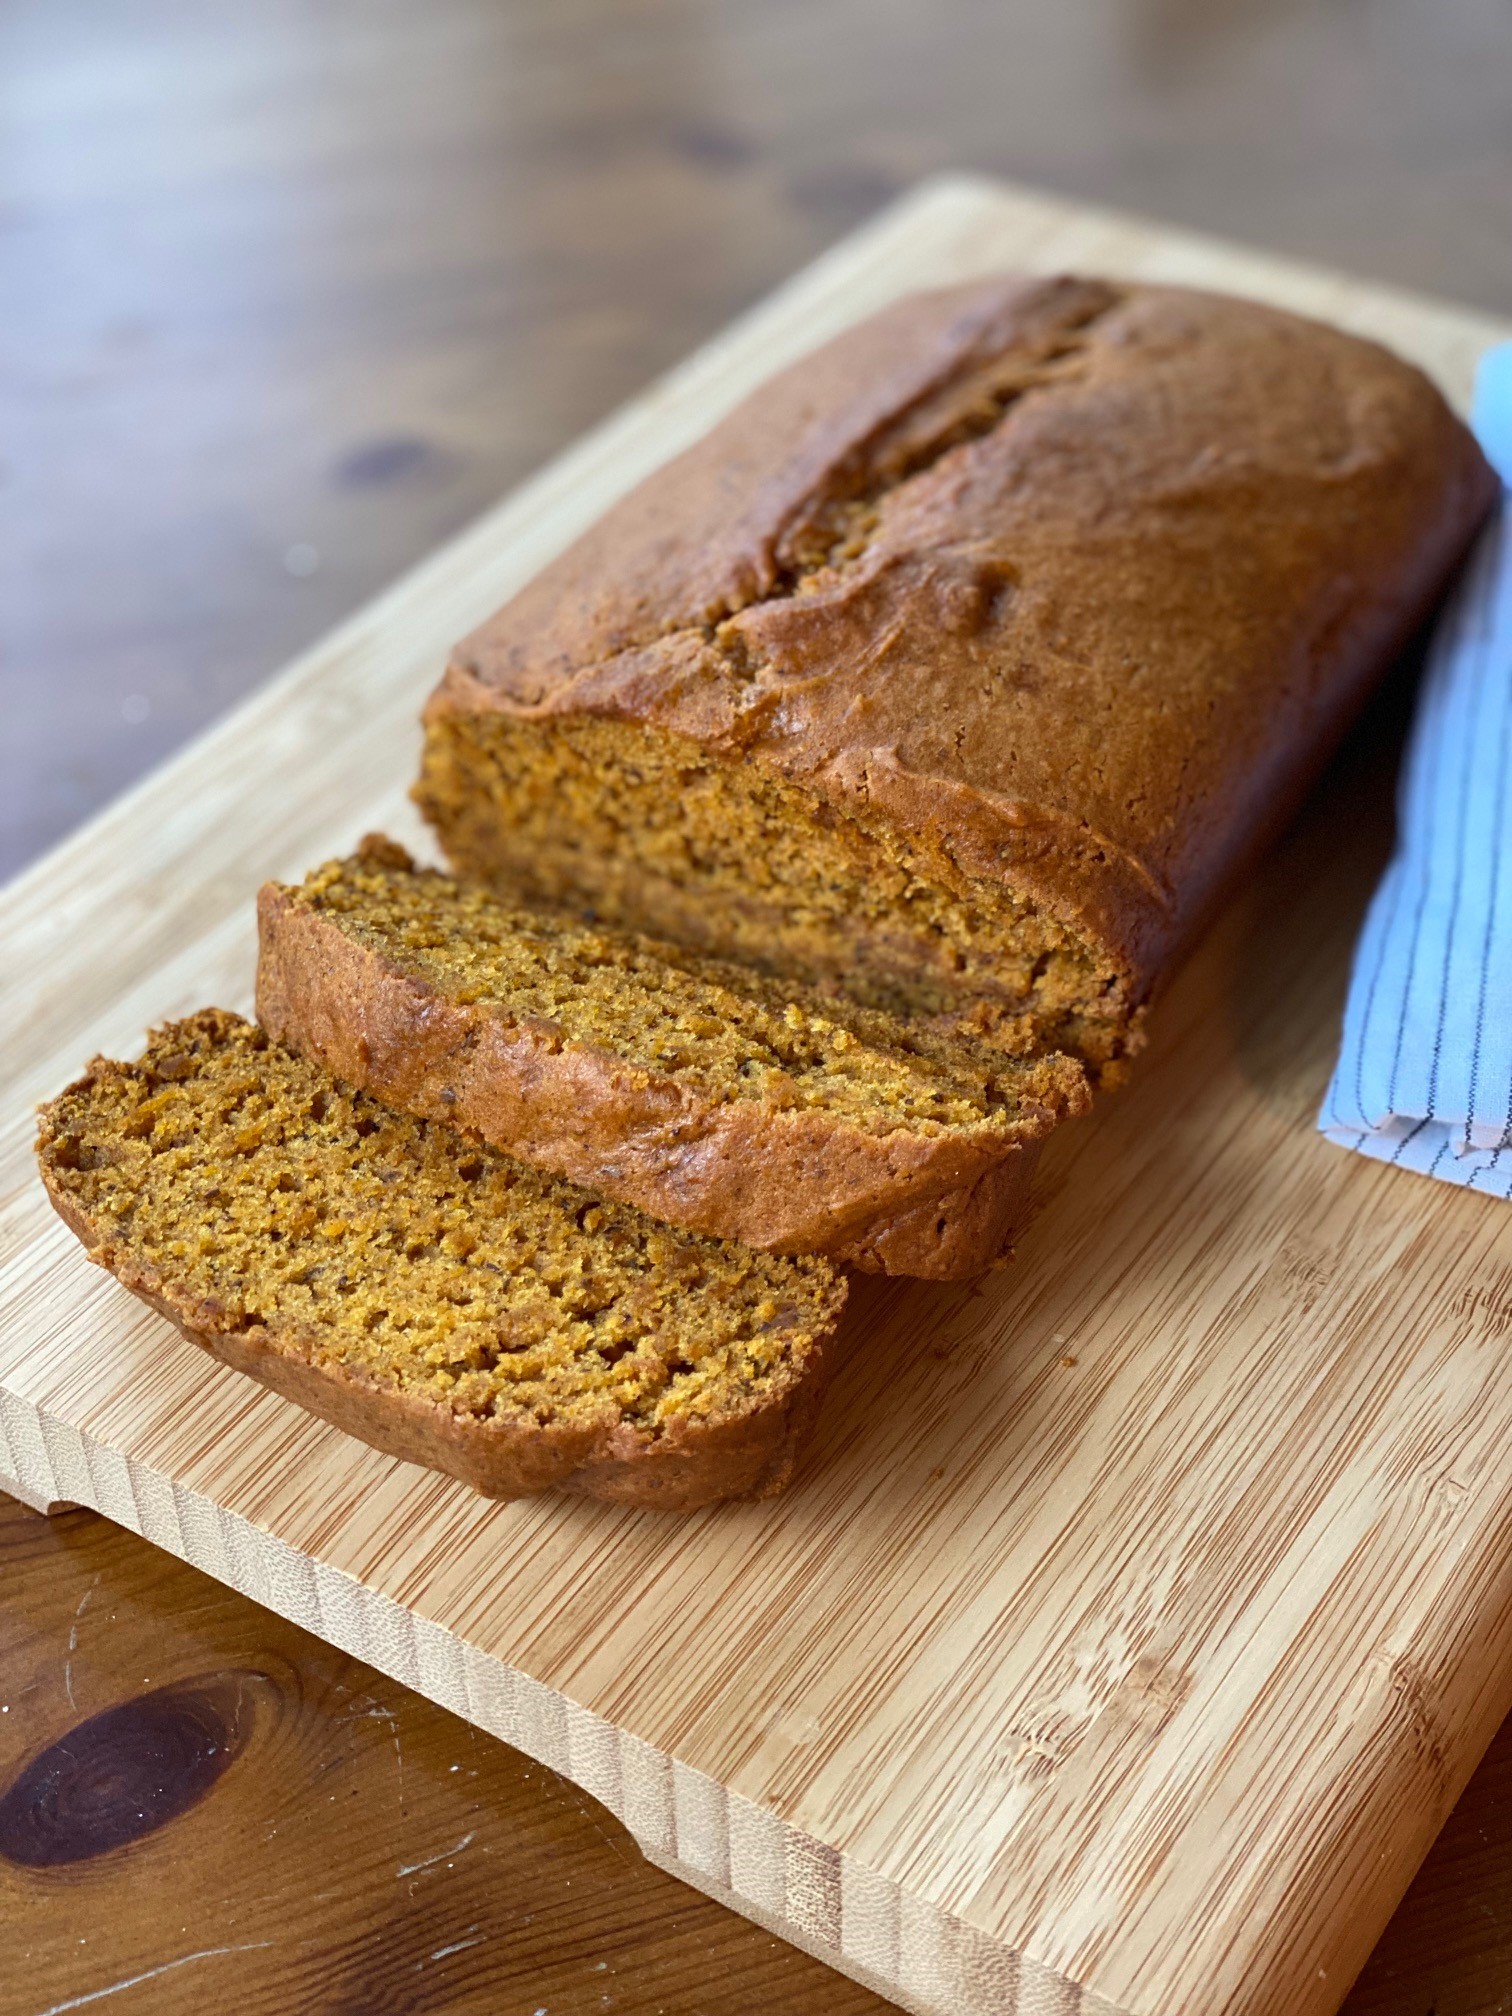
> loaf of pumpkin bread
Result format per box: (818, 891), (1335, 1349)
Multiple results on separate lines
(34, 276), (1499, 1515)
(415, 274), (1496, 1078)
(256, 837), (1088, 1279)
(37, 1011), (843, 1510)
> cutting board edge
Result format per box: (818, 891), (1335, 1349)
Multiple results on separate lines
(14, 1356), (1512, 2016)
(634, 1841), (1132, 2016)
(922, 168), (1512, 356)
(0, 1391), (1135, 2016)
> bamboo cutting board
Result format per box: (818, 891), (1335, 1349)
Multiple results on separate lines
(4, 177), (1511, 2016)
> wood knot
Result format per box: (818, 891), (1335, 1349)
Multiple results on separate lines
(0, 1669), (264, 1867)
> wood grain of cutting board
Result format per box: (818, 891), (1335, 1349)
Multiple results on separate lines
(3, 177), (1510, 2016)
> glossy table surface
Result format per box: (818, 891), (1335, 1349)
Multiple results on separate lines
(6, 4), (1512, 2011)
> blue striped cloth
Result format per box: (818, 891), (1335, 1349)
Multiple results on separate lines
(1320, 343), (1512, 1195)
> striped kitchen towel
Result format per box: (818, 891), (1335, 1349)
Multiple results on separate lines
(1319, 342), (1512, 1194)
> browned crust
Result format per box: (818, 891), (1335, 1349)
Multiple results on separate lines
(424, 273), (1498, 1006)
(255, 873), (1055, 1278)
(36, 1064), (836, 1514)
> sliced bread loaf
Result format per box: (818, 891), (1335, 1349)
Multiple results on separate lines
(36, 1010), (843, 1510)
(256, 839), (1088, 1279)
(416, 276), (1495, 1078)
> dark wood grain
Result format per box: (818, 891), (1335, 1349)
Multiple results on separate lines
(0, 1494), (886, 2016)
(7, 2), (1512, 2010)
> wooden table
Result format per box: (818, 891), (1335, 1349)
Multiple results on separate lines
(6, 5), (1512, 2011)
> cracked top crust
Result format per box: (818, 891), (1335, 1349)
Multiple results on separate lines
(429, 273), (1496, 996)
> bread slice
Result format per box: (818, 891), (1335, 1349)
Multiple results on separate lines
(36, 1010), (843, 1511)
(256, 839), (1089, 1279)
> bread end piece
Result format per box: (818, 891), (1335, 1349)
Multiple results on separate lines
(37, 1013), (843, 1512)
